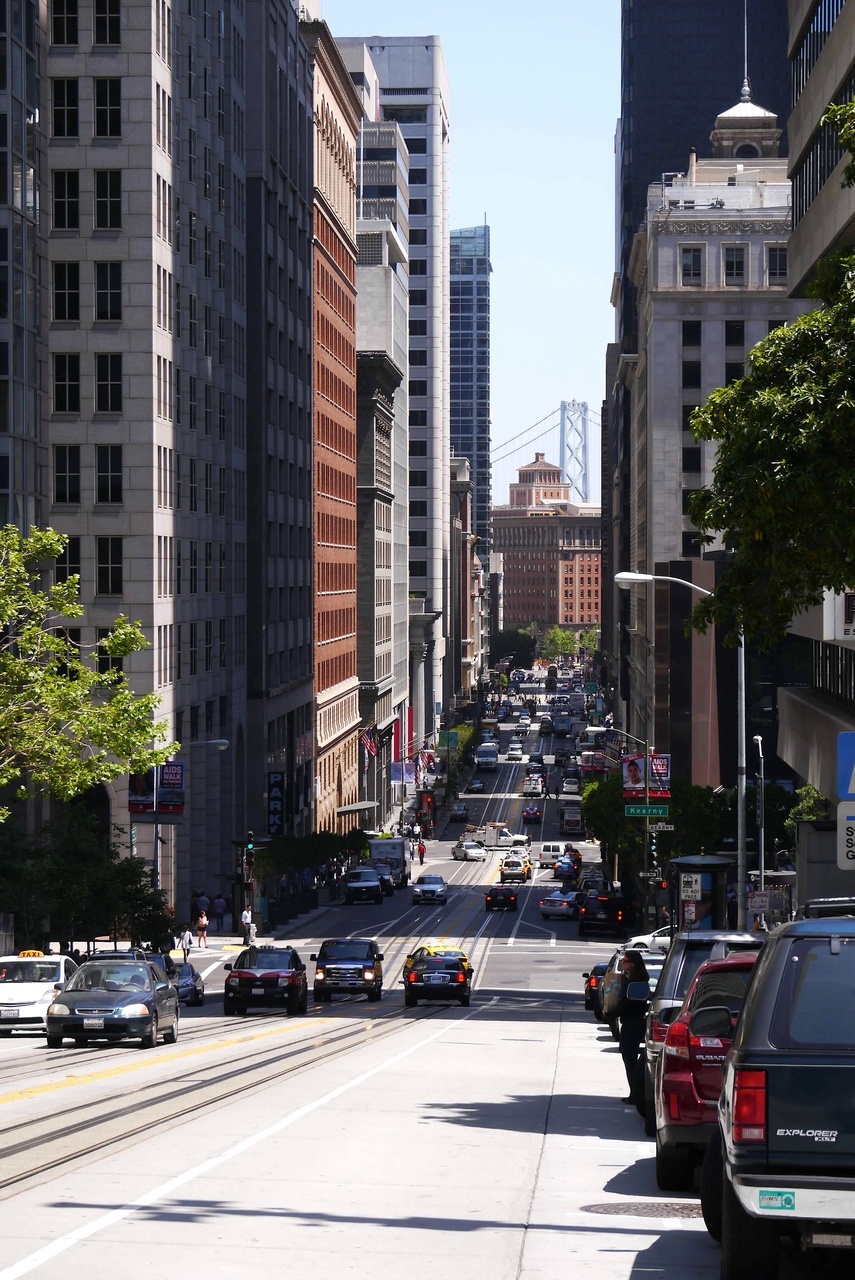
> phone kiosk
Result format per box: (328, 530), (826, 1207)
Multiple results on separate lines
(669, 853), (735, 932)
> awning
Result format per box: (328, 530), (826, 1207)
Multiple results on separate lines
(336, 801), (378, 815)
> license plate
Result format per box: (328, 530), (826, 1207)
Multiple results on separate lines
(252, 987), (264, 995)
(425, 974), (448, 985)
(594, 912), (606, 919)
(83, 1017), (104, 1030)
(1, 1008), (18, 1019)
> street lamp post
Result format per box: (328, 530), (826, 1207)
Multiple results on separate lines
(754, 734), (765, 923)
(614, 570), (748, 928)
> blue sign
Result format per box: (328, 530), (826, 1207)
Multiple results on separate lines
(837, 733), (855, 800)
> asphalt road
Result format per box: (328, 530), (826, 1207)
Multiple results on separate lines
(0, 710), (833, 1278)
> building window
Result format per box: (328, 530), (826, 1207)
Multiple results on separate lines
(767, 245), (788, 282)
(52, 0), (78, 45)
(189, 623), (198, 675)
(681, 320), (701, 346)
(52, 170), (80, 229)
(681, 404), (698, 431)
(96, 444), (122, 502)
(52, 79), (79, 138)
(724, 245), (745, 285)
(94, 170), (121, 228)
(409, 380), (427, 397)
(410, 259), (427, 276)
(94, 0), (120, 43)
(189, 541), (198, 593)
(94, 79), (121, 137)
(408, 439), (428, 456)
(53, 353), (80, 412)
(189, 458), (197, 511)
(681, 532), (702, 558)
(94, 262), (122, 321)
(97, 627), (123, 673)
(410, 199), (427, 215)
(681, 246), (702, 283)
(408, 168), (427, 184)
(52, 262), (80, 321)
(409, 348), (427, 366)
(410, 290), (427, 306)
(205, 620), (213, 671)
(682, 446), (701, 473)
(724, 319), (744, 347)
(409, 560), (428, 577)
(409, 530), (428, 546)
(410, 228), (427, 245)
(54, 445), (80, 502)
(55, 536), (81, 583)
(409, 500), (428, 516)
(725, 361), (743, 385)
(96, 536), (123, 594)
(681, 360), (701, 389)
(409, 319), (427, 336)
(682, 488), (698, 515)
(95, 353), (122, 412)
(409, 471), (427, 487)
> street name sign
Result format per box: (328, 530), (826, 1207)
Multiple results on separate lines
(650, 822), (675, 832)
(625, 804), (669, 818)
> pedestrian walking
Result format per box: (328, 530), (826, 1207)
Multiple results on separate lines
(409, 839), (416, 864)
(618, 950), (649, 1102)
(212, 894), (227, 930)
(196, 911), (209, 948)
(197, 890), (210, 915)
(418, 840), (426, 866)
(178, 926), (193, 962)
(241, 904), (253, 946)
(413, 821), (421, 840)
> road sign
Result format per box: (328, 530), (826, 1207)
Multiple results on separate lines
(837, 733), (855, 800)
(747, 891), (770, 912)
(837, 801), (855, 870)
(638, 871), (660, 880)
(584, 682), (597, 694)
(625, 804), (669, 818)
(681, 873), (702, 901)
(650, 822), (675, 832)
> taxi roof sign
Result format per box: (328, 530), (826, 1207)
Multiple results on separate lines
(18, 949), (45, 957)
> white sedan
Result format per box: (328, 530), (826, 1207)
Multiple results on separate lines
(452, 841), (487, 862)
(0, 953), (79, 1034)
(624, 925), (672, 952)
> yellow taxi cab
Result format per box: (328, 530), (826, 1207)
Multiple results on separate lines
(0, 951), (79, 1035)
(401, 944), (472, 978)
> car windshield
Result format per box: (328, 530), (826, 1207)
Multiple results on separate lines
(347, 870), (374, 882)
(319, 943), (372, 962)
(66, 965), (151, 992)
(0, 960), (62, 983)
(771, 938), (855, 1049)
(248, 952), (294, 971)
(417, 876), (443, 885)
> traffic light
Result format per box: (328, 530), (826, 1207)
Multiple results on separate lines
(650, 830), (658, 872)
(245, 831), (254, 871)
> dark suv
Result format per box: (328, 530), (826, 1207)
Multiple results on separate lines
(223, 945), (308, 1016)
(343, 867), (384, 905)
(702, 917), (855, 1280)
(311, 938), (384, 1003)
(641, 930), (760, 1134)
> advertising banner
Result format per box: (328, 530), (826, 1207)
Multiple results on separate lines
(621, 754), (646, 795)
(128, 768), (156, 813)
(649, 753), (671, 798)
(621, 752), (671, 798)
(156, 762), (185, 814)
(267, 771), (285, 836)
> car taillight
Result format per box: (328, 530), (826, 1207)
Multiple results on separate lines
(664, 1019), (690, 1060)
(650, 1016), (669, 1043)
(733, 1069), (767, 1143)
(589, 976), (598, 988)
(456, 971), (466, 983)
(407, 971), (418, 984)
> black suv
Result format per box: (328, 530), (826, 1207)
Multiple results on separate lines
(640, 929), (760, 1134)
(701, 917), (855, 1279)
(311, 938), (384, 1003)
(223, 945), (308, 1016)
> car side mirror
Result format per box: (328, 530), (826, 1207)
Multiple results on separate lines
(309, 954), (317, 962)
(376, 954), (384, 962)
(625, 980), (651, 1002)
(690, 1006), (734, 1039)
(582, 972), (590, 979)
(223, 962), (232, 971)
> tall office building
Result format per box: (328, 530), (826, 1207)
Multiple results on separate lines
(450, 224), (491, 551)
(245, 0), (315, 844)
(337, 34), (451, 738)
(300, 19), (362, 833)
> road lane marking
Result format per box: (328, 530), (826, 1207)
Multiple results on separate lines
(0, 998), (499, 1280)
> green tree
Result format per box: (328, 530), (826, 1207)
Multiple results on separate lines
(783, 783), (831, 845)
(541, 625), (576, 660)
(0, 526), (172, 819)
(579, 627), (599, 654)
(686, 103), (855, 649)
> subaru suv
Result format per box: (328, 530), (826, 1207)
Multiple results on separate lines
(701, 917), (855, 1280)
(641, 930), (761, 1134)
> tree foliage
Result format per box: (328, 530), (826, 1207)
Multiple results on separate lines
(687, 102), (855, 649)
(0, 526), (172, 819)
(541, 625), (577, 660)
(578, 627), (599, 654)
(783, 782), (831, 844)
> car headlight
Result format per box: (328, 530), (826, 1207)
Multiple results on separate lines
(315, 968), (325, 981)
(227, 975), (239, 986)
(363, 969), (375, 982)
(48, 1002), (70, 1016)
(121, 1003), (151, 1018)
(39, 989), (57, 1003)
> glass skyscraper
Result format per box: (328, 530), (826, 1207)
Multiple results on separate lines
(450, 224), (491, 550)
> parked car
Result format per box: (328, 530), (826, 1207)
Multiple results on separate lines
(640, 930), (762, 1136)
(600, 947), (666, 1036)
(626, 925), (672, 953)
(223, 945), (308, 1017)
(485, 885), (517, 912)
(311, 937), (384, 1003)
(452, 840), (487, 862)
(403, 954), (473, 1008)
(46, 957), (179, 1049)
(448, 803), (469, 822)
(539, 889), (583, 921)
(343, 867), (384, 905)
(175, 962), (205, 1006)
(654, 951), (759, 1190)
(412, 874), (448, 905)
(700, 917), (855, 1280)
(583, 962), (609, 1021)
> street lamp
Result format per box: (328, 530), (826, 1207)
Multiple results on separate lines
(614, 570), (748, 928)
(753, 734), (765, 924)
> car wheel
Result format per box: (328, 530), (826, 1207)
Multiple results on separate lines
(323, 992), (333, 1003)
(164, 1012), (179, 1045)
(46, 1035), (63, 1049)
(644, 1070), (656, 1137)
(141, 1015), (158, 1049)
(313, 989), (323, 1003)
(700, 1133), (724, 1242)
(197, 992), (205, 1006)
(404, 990), (417, 1008)
(367, 988), (381, 1002)
(374, 894), (383, 904)
(720, 1170), (779, 1280)
(299, 988), (308, 1015)
(459, 992), (471, 1007)
(655, 1131), (694, 1190)
(485, 904), (491, 912)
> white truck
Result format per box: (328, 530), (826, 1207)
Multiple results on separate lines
(475, 741), (499, 770)
(366, 836), (409, 889)
(522, 775), (544, 797)
(466, 823), (530, 850)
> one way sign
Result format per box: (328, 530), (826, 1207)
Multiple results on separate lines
(837, 733), (855, 800)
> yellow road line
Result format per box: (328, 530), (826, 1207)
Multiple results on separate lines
(0, 1018), (333, 1106)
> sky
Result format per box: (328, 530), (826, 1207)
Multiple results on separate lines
(321, 0), (620, 508)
